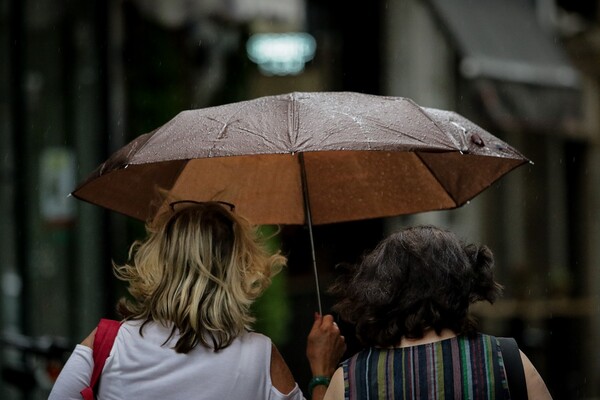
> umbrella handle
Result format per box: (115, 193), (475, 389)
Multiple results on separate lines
(299, 153), (323, 316)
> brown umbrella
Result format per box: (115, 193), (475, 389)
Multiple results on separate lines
(72, 91), (529, 312)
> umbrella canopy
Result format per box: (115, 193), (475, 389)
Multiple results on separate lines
(72, 91), (528, 226)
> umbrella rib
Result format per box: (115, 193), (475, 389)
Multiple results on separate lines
(307, 111), (376, 149)
(201, 117), (288, 154)
(121, 130), (159, 167)
(288, 93), (299, 146)
(365, 116), (434, 146)
(188, 116), (229, 158)
(412, 105), (465, 150)
(235, 126), (286, 149)
(414, 152), (460, 206)
(204, 98), (283, 137)
(308, 110), (437, 150)
(332, 109), (434, 146)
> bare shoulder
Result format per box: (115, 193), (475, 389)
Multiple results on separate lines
(270, 344), (297, 395)
(80, 328), (98, 349)
(520, 350), (553, 399)
(323, 367), (344, 400)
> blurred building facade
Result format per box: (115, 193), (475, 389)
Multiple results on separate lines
(383, 2), (600, 398)
(1, 0), (599, 398)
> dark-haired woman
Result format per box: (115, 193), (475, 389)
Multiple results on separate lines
(323, 225), (551, 400)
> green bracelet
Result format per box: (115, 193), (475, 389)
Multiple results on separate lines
(308, 375), (331, 397)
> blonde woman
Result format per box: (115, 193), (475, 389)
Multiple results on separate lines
(50, 201), (345, 400)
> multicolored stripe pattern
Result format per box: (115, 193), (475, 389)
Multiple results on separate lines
(342, 334), (510, 399)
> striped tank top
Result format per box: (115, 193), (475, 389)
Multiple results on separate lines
(342, 333), (510, 399)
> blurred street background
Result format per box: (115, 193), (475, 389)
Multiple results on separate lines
(2, 0), (600, 398)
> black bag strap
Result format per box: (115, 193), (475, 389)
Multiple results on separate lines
(498, 337), (528, 400)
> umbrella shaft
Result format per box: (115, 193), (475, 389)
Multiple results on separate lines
(299, 153), (323, 315)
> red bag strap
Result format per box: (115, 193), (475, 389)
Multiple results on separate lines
(80, 319), (121, 400)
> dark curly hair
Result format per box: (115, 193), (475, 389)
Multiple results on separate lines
(329, 225), (502, 347)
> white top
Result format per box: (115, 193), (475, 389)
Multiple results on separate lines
(49, 321), (305, 400)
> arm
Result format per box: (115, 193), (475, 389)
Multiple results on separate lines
(520, 350), (553, 399)
(270, 344), (298, 395)
(323, 368), (344, 400)
(306, 314), (347, 400)
(81, 328), (97, 349)
(48, 329), (96, 400)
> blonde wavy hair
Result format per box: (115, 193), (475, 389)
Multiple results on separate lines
(114, 201), (286, 353)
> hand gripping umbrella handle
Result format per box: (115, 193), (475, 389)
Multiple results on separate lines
(299, 153), (323, 316)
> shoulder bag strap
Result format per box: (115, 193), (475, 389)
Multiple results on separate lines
(80, 319), (121, 400)
(498, 337), (528, 400)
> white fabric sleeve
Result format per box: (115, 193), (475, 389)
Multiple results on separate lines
(48, 344), (94, 400)
(269, 383), (306, 400)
